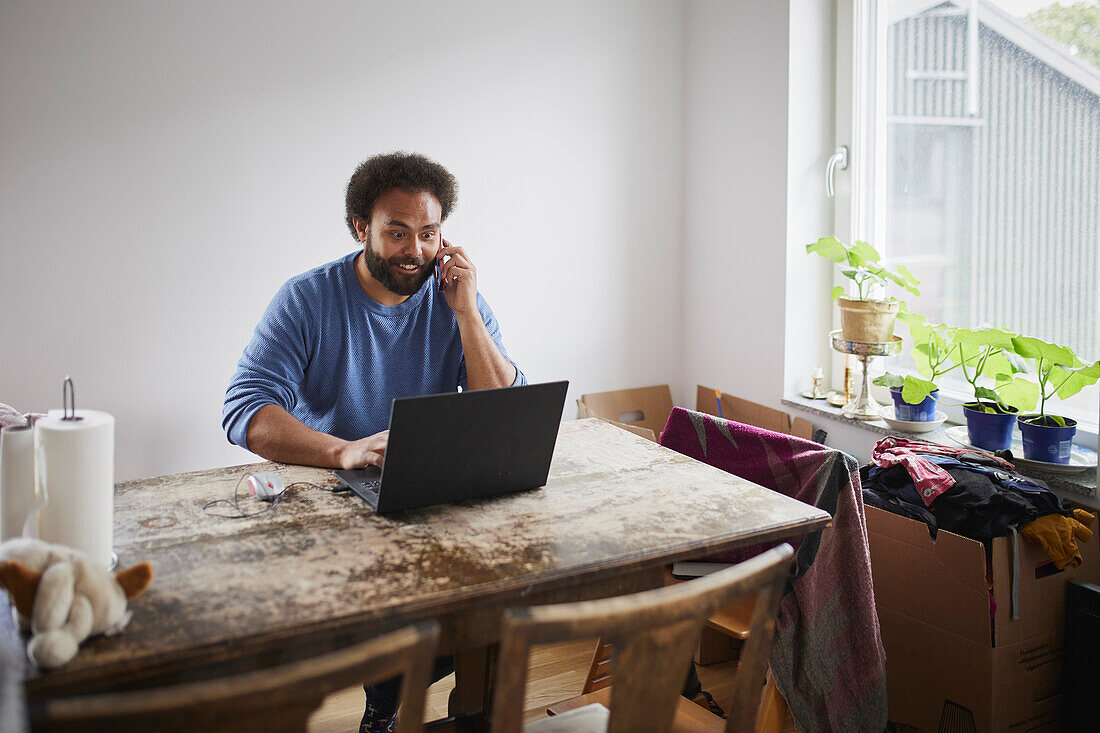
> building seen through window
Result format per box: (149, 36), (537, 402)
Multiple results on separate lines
(883, 0), (1098, 423)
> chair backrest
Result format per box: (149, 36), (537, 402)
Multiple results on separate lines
(576, 400), (658, 442)
(579, 385), (674, 440)
(491, 545), (794, 733)
(695, 386), (798, 437)
(35, 620), (441, 733)
(790, 417), (814, 441)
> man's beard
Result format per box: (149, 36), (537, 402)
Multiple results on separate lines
(362, 233), (433, 296)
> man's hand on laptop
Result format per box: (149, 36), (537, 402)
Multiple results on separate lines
(337, 430), (388, 469)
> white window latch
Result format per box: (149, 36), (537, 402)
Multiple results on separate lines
(825, 145), (849, 198)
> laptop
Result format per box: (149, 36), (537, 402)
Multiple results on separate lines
(334, 380), (569, 513)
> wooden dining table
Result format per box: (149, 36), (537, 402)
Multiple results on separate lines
(11, 418), (830, 728)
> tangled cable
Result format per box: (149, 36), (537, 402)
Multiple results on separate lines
(202, 474), (348, 519)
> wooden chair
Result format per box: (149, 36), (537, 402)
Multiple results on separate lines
(688, 386), (811, 664)
(33, 620), (441, 733)
(695, 386), (813, 442)
(688, 388), (807, 727)
(579, 385), (674, 441)
(549, 602), (787, 732)
(490, 544), (794, 733)
(552, 637), (729, 731)
(576, 399), (657, 441)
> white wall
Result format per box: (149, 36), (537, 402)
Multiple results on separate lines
(681, 0), (791, 408)
(784, 0), (885, 461)
(680, 0), (877, 461)
(786, 0), (838, 400)
(0, 0), (686, 480)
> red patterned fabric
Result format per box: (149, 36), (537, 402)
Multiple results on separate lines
(659, 407), (886, 733)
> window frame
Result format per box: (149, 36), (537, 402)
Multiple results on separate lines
(834, 0), (1098, 442)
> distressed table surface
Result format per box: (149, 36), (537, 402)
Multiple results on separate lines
(18, 418), (829, 697)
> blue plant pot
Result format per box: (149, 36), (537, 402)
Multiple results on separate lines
(1018, 416), (1077, 464)
(889, 388), (939, 422)
(963, 403), (1018, 452)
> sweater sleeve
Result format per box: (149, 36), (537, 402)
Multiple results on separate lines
(457, 293), (527, 389)
(222, 281), (315, 449)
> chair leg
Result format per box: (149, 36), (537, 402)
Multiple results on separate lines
(696, 626), (740, 665)
(448, 646), (492, 719)
(754, 668), (791, 733)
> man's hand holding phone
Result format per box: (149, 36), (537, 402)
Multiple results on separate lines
(436, 238), (478, 317)
(433, 237), (518, 389)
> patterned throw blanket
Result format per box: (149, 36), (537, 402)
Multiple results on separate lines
(659, 407), (886, 733)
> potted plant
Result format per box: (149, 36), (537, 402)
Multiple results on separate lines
(806, 236), (921, 343)
(873, 317), (1031, 448)
(872, 310), (946, 422)
(1006, 336), (1100, 464)
(950, 327), (1032, 451)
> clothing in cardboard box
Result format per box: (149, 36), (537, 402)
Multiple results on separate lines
(862, 436), (1095, 569)
(869, 435), (1016, 506)
(862, 461), (1041, 540)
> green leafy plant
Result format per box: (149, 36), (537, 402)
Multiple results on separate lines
(950, 327), (1032, 414)
(806, 236), (921, 302)
(1028, 1), (1100, 68)
(872, 310), (950, 404)
(874, 315), (1031, 410)
(1007, 336), (1100, 426)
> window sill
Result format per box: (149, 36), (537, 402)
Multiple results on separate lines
(783, 393), (1098, 510)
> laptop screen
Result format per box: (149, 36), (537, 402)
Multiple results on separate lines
(336, 380), (568, 513)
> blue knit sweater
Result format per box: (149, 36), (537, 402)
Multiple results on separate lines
(222, 252), (525, 450)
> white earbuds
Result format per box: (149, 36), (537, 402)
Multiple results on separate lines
(246, 472), (286, 501)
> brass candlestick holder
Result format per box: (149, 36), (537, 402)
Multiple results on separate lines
(801, 366), (829, 399)
(829, 330), (902, 420)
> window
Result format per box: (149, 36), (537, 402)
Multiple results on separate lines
(839, 0), (1099, 427)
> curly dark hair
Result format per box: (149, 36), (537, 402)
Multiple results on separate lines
(344, 152), (458, 239)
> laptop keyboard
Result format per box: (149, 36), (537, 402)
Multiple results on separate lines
(350, 475), (380, 503)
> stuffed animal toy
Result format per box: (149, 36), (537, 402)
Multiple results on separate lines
(0, 538), (153, 669)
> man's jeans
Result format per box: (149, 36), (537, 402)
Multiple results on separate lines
(360, 655), (455, 732)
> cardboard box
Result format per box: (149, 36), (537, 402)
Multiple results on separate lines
(866, 504), (1100, 732)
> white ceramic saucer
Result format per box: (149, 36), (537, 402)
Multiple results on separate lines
(944, 425), (1097, 474)
(879, 407), (947, 434)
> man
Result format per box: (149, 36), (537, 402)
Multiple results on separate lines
(223, 151), (525, 468)
(222, 152), (525, 732)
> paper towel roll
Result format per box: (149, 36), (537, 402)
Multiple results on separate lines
(34, 409), (115, 567)
(1, 423), (36, 541)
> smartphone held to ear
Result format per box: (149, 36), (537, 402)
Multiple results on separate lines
(435, 238), (447, 292)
